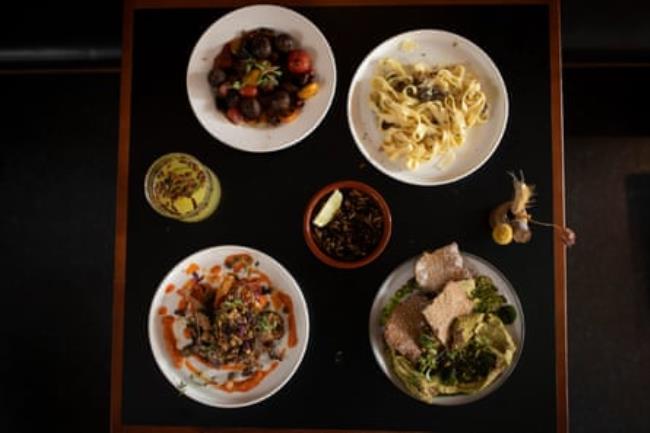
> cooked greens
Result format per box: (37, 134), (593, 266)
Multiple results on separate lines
(387, 312), (516, 403)
(472, 275), (507, 314)
(382, 262), (519, 402)
(496, 304), (517, 325)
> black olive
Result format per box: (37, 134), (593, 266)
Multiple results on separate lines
(215, 95), (228, 111)
(232, 60), (249, 77)
(280, 81), (299, 94)
(256, 27), (276, 38)
(225, 89), (240, 108)
(295, 99), (305, 108)
(269, 90), (291, 114)
(273, 33), (296, 53)
(268, 51), (280, 64)
(249, 34), (272, 59)
(292, 72), (314, 87)
(233, 44), (252, 59)
(208, 68), (226, 87)
(240, 98), (261, 120)
(258, 93), (272, 108)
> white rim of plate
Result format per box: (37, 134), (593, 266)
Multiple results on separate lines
(186, 4), (337, 153)
(148, 244), (310, 408)
(347, 29), (509, 186)
(368, 252), (525, 405)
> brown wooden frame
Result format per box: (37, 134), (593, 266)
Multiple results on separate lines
(111, 1), (567, 432)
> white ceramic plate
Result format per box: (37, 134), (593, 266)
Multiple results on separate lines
(148, 245), (310, 408)
(369, 252), (524, 405)
(348, 30), (509, 186)
(187, 5), (336, 152)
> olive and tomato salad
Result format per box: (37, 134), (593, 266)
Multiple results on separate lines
(208, 28), (319, 126)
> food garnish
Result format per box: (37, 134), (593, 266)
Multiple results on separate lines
(312, 189), (343, 228)
(311, 188), (384, 262)
(369, 58), (488, 170)
(492, 223), (513, 245)
(209, 28), (318, 126)
(161, 253), (296, 393)
(490, 171), (576, 247)
(382, 243), (518, 402)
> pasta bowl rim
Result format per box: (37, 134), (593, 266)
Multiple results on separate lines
(346, 29), (509, 186)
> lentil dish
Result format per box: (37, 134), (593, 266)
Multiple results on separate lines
(161, 253), (297, 392)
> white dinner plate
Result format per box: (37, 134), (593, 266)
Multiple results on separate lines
(187, 5), (336, 152)
(369, 252), (525, 405)
(148, 245), (310, 408)
(348, 30), (509, 186)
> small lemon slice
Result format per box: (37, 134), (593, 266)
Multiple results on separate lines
(492, 223), (514, 245)
(313, 189), (343, 228)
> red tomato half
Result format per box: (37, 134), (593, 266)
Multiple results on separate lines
(287, 49), (312, 74)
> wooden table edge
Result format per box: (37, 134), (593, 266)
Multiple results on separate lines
(549, 1), (569, 432)
(110, 1), (568, 433)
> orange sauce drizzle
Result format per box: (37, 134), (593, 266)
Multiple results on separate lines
(164, 283), (175, 294)
(217, 362), (279, 393)
(161, 315), (183, 368)
(185, 263), (200, 275)
(158, 306), (168, 316)
(271, 290), (297, 348)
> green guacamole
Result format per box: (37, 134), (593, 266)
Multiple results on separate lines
(389, 312), (516, 403)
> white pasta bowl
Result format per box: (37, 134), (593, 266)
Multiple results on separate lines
(347, 30), (509, 186)
(187, 5), (337, 152)
(148, 245), (310, 408)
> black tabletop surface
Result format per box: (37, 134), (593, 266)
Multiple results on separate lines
(122, 5), (555, 432)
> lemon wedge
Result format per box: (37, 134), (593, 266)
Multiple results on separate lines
(313, 189), (343, 228)
(492, 223), (514, 245)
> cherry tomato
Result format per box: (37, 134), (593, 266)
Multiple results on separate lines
(287, 49), (312, 74)
(239, 85), (258, 98)
(226, 107), (244, 124)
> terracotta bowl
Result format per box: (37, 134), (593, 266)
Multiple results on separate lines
(303, 180), (392, 269)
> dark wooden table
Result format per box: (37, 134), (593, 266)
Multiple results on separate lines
(111, 1), (567, 432)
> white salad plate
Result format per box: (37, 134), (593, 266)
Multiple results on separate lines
(369, 252), (525, 405)
(187, 5), (337, 152)
(148, 245), (310, 408)
(348, 30), (509, 186)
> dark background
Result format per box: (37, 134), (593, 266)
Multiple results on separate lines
(1, 1), (649, 433)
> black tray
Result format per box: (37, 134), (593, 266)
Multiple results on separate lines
(117, 3), (560, 433)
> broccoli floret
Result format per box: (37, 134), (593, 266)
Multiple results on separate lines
(496, 304), (517, 325)
(472, 276), (506, 313)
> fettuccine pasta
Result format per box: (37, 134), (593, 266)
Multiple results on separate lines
(369, 58), (488, 170)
